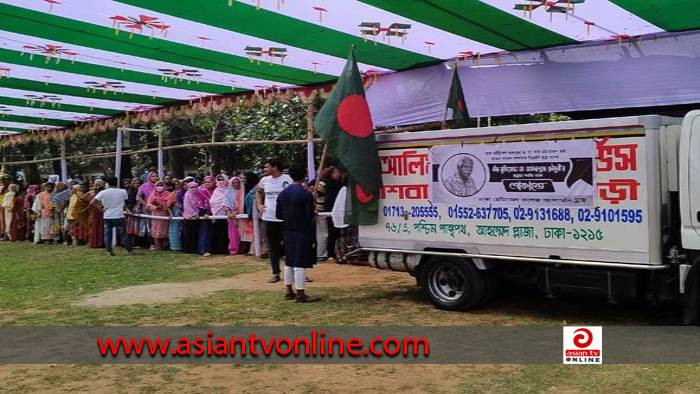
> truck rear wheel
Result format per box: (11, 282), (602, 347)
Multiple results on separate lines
(420, 258), (488, 311)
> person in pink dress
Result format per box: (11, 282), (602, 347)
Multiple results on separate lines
(224, 177), (245, 254)
(146, 181), (171, 251)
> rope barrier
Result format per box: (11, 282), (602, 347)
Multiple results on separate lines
(126, 211), (332, 221)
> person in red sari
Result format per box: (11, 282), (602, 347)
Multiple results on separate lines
(10, 187), (26, 241)
(146, 181), (171, 251)
(88, 179), (105, 248)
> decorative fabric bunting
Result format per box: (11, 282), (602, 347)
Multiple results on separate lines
(0, 0), (696, 142)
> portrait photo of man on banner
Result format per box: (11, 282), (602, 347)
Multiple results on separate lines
(429, 140), (596, 207)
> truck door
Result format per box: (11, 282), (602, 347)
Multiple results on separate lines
(679, 111), (700, 249)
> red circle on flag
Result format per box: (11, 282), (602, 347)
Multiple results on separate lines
(355, 184), (373, 203)
(337, 95), (373, 138)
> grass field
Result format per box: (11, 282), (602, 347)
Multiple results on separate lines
(0, 242), (698, 393)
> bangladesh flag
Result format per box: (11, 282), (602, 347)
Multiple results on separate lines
(314, 50), (382, 226)
(445, 68), (469, 128)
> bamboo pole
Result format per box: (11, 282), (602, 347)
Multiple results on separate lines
(0, 138), (322, 166)
(375, 121), (443, 135)
(251, 196), (262, 258)
(162, 138), (322, 151)
(157, 131), (164, 179)
(208, 121), (217, 174)
(59, 137), (68, 181)
(306, 102), (316, 181)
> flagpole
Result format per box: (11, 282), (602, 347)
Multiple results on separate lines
(442, 64), (457, 129)
(313, 144), (328, 196)
(441, 107), (449, 129)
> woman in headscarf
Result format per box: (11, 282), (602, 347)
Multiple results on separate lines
(125, 178), (139, 211)
(182, 182), (205, 254)
(200, 175), (216, 201)
(23, 185), (38, 241)
(88, 179), (105, 248)
(50, 182), (71, 243)
(208, 174), (231, 254)
(2, 183), (17, 240)
(138, 172), (158, 201)
(167, 179), (185, 252)
(10, 186), (26, 241)
(163, 175), (174, 192)
(69, 184), (90, 245)
(146, 180), (171, 251)
(224, 176), (245, 255)
(32, 182), (55, 244)
(198, 176), (215, 255)
(194, 176), (214, 256)
(137, 172), (158, 249)
(242, 172), (267, 256)
(127, 178), (148, 249)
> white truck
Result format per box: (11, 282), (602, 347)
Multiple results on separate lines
(356, 112), (700, 324)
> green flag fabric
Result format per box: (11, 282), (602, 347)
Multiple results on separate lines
(314, 50), (382, 226)
(446, 68), (469, 128)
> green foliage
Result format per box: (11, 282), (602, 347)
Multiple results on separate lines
(3, 98), (568, 180)
(490, 112), (571, 127)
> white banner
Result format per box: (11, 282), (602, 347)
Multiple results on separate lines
(429, 140), (595, 207)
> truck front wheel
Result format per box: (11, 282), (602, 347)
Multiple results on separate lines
(420, 258), (488, 311)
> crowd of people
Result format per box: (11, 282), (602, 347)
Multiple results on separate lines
(0, 159), (353, 302)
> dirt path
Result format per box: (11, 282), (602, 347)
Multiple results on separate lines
(0, 364), (506, 393)
(75, 262), (413, 308)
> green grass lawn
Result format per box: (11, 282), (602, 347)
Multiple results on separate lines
(0, 242), (257, 325)
(1, 242), (699, 393)
(0, 242), (684, 326)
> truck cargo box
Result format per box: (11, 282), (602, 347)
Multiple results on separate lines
(359, 115), (683, 266)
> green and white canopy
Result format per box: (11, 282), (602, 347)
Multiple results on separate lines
(0, 0), (697, 137)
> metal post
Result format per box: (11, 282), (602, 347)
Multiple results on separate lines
(252, 203), (261, 258)
(59, 138), (68, 181)
(157, 132), (164, 179)
(115, 128), (123, 181)
(477, 117), (481, 128)
(306, 102), (316, 181)
(113, 129), (124, 248)
(116, 127), (154, 180)
(487, 116), (492, 127)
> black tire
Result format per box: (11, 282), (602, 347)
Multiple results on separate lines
(419, 258), (489, 311)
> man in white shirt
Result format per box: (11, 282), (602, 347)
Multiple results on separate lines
(256, 158), (293, 283)
(91, 176), (132, 256)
